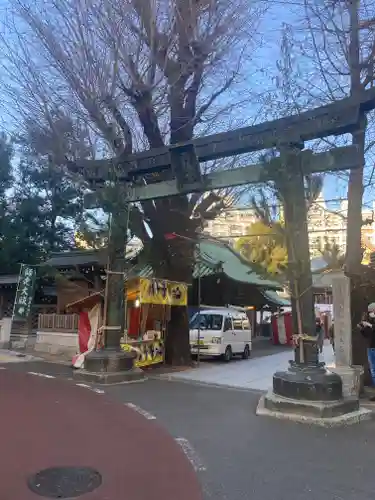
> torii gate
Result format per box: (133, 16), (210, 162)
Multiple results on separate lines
(70, 88), (375, 376)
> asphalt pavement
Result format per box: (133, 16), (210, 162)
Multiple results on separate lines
(1, 369), (201, 500)
(2, 358), (375, 500)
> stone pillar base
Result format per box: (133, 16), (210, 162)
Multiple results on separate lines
(73, 367), (146, 385)
(330, 365), (364, 398)
(256, 391), (372, 427)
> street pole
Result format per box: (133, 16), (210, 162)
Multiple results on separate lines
(122, 204), (131, 340)
(197, 239), (201, 366)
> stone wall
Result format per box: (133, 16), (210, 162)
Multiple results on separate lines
(0, 318), (12, 348)
(34, 331), (78, 357)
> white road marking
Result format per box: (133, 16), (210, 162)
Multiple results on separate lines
(0, 366), (6, 370)
(76, 383), (105, 394)
(175, 438), (206, 472)
(125, 402), (156, 420)
(91, 388), (105, 394)
(28, 372), (55, 379)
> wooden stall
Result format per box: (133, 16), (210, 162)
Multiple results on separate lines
(122, 277), (188, 367)
(67, 277), (188, 369)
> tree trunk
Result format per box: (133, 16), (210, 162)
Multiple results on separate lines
(345, 0), (369, 380)
(346, 126), (368, 374)
(151, 230), (194, 366)
(164, 305), (191, 365)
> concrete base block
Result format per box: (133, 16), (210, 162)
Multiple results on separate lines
(10, 335), (29, 350)
(34, 331), (78, 357)
(0, 318), (12, 349)
(256, 390), (372, 427)
(329, 365), (364, 398)
(73, 367), (146, 385)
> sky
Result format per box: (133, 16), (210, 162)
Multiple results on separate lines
(0, 0), (374, 217)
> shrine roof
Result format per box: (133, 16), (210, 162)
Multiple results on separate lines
(44, 250), (102, 268)
(43, 239), (282, 290)
(0, 274), (19, 286)
(195, 239), (282, 290)
(261, 289), (291, 307)
(124, 239), (282, 290)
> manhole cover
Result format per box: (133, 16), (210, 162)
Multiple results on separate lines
(27, 466), (102, 498)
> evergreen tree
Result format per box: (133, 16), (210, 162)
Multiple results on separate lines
(0, 134), (17, 273)
(0, 114), (88, 273)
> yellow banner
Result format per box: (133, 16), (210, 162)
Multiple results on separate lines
(139, 278), (187, 306)
(121, 340), (164, 368)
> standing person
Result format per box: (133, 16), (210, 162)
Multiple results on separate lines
(329, 322), (334, 353)
(316, 317), (324, 354)
(358, 303), (375, 385)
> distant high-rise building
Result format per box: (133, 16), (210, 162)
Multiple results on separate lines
(203, 198), (375, 261)
(203, 207), (258, 242)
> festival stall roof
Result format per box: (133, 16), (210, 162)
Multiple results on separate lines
(66, 291), (104, 313)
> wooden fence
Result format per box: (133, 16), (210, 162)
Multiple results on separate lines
(38, 314), (79, 332)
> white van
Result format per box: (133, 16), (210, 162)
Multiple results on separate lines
(189, 308), (252, 361)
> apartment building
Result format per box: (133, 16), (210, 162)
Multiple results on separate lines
(203, 198), (375, 258)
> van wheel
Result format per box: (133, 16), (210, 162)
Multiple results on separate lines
(242, 344), (250, 360)
(224, 346), (232, 362)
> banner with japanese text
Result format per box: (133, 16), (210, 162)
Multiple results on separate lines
(13, 265), (37, 320)
(139, 278), (187, 306)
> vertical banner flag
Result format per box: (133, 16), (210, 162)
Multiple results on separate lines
(13, 265), (37, 320)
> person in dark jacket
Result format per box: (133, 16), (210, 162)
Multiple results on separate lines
(358, 304), (375, 385)
(316, 317), (324, 353)
(329, 322), (334, 352)
(358, 307), (375, 349)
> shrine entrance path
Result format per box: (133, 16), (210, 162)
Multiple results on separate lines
(160, 341), (335, 391)
(0, 369), (202, 500)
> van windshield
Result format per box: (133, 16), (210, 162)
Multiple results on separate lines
(189, 313), (223, 331)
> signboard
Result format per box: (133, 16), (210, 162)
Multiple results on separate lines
(139, 278), (187, 306)
(13, 265), (36, 320)
(121, 339), (164, 367)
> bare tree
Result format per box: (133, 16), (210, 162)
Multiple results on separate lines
(277, 1), (375, 271)
(269, 1), (375, 377)
(2, 0), (267, 364)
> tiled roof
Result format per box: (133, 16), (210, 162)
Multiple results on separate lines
(44, 243), (142, 268)
(43, 238), (282, 290)
(123, 239), (281, 289)
(195, 239), (282, 289)
(261, 290), (291, 307)
(0, 274), (19, 285)
(44, 250), (102, 268)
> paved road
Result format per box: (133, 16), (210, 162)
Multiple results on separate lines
(3, 359), (375, 500)
(1, 369), (202, 500)
(103, 379), (375, 500)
